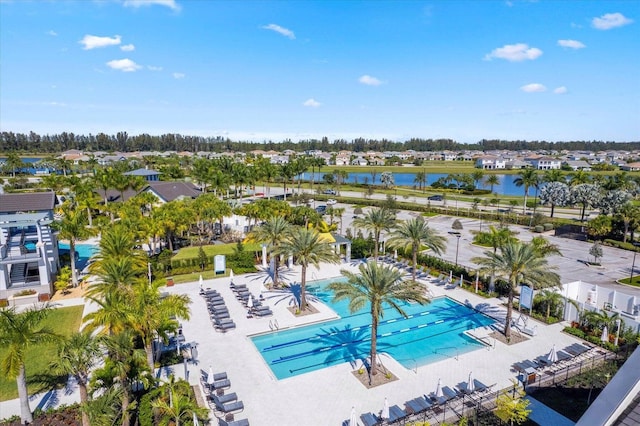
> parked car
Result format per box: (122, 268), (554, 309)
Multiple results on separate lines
(326, 199), (337, 205)
(315, 205), (327, 213)
(323, 189), (337, 195)
(427, 194), (444, 201)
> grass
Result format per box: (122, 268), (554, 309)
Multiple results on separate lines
(0, 305), (84, 401)
(618, 276), (640, 287)
(171, 242), (261, 261)
(164, 269), (233, 285)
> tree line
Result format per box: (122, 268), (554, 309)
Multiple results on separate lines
(1, 131), (638, 154)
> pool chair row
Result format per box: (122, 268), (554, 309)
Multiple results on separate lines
(200, 371), (250, 425)
(231, 284), (274, 317)
(202, 290), (237, 332)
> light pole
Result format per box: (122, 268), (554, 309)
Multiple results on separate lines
(449, 231), (461, 266)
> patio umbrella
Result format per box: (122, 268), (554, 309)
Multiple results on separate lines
(207, 365), (214, 388)
(546, 344), (558, 364)
(230, 269), (234, 284)
(247, 297), (254, 309)
(460, 274), (464, 287)
(475, 273), (480, 293)
(467, 371), (475, 393)
(349, 407), (357, 426)
(435, 378), (443, 399)
(381, 398), (390, 420)
(601, 326), (609, 343)
(193, 412), (200, 426)
(199, 274), (203, 290)
(449, 270), (453, 283)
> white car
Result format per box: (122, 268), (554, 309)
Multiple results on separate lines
(327, 199), (337, 205)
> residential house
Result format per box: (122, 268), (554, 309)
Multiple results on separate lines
(124, 168), (161, 182)
(0, 192), (60, 301)
(143, 181), (201, 204)
(620, 162), (640, 172)
(562, 160), (592, 171)
(475, 156), (506, 169)
(351, 157), (368, 166)
(527, 156), (561, 170)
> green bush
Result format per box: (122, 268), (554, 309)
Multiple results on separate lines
(138, 387), (162, 426)
(543, 223), (554, 231)
(563, 326), (585, 339)
(533, 225), (544, 233)
(604, 239), (640, 252)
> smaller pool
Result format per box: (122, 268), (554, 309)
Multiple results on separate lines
(58, 242), (98, 271)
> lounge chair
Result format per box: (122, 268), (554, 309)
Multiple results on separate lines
(211, 305), (229, 313)
(212, 312), (230, 320)
(360, 412), (380, 426)
(441, 386), (459, 401)
(210, 392), (238, 406)
(405, 397), (431, 414)
(218, 419), (249, 426)
(215, 322), (236, 332)
(231, 284), (247, 292)
(213, 399), (244, 414)
(388, 405), (407, 423)
(210, 378), (231, 390)
(254, 308), (273, 317)
(206, 296), (225, 304)
(214, 318), (234, 326)
(202, 289), (220, 296)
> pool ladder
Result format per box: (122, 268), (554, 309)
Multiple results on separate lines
(434, 346), (459, 361)
(269, 319), (280, 331)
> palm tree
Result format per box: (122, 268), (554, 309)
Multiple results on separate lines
(513, 169), (539, 214)
(471, 170), (485, 190)
(84, 291), (134, 336)
(277, 227), (339, 311)
(414, 171), (427, 192)
(329, 262), (429, 378)
(50, 331), (103, 426)
(353, 207), (396, 261)
(387, 217), (447, 281)
(151, 376), (208, 426)
(0, 305), (58, 424)
(542, 169), (565, 183)
(535, 289), (564, 322)
(130, 280), (191, 370)
(247, 217), (293, 287)
(54, 202), (96, 286)
(568, 169), (591, 186)
(472, 241), (561, 341)
(485, 174), (500, 193)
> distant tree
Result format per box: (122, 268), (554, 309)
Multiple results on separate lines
(485, 175), (500, 193)
(587, 215), (612, 241)
(598, 190), (632, 215)
(538, 181), (570, 218)
(589, 241), (603, 265)
(570, 184), (602, 221)
(451, 219), (463, 231)
(513, 169), (539, 214)
(380, 171), (395, 189)
(471, 170), (485, 189)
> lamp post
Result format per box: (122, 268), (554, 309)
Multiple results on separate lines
(614, 318), (621, 346)
(449, 231), (461, 266)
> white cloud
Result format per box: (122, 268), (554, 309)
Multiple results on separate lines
(123, 0), (180, 11)
(80, 34), (121, 50)
(120, 44), (135, 51)
(147, 65), (163, 71)
(484, 43), (543, 61)
(172, 72), (185, 79)
(303, 98), (321, 107)
(106, 58), (142, 72)
(47, 30), (58, 36)
(520, 83), (547, 92)
(592, 12), (633, 30)
(557, 39), (585, 49)
(262, 24), (295, 40)
(554, 86), (568, 94)
(359, 75), (382, 86)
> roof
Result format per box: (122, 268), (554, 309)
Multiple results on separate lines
(0, 191), (56, 213)
(146, 181), (200, 202)
(123, 168), (160, 176)
(332, 233), (351, 245)
(95, 188), (139, 203)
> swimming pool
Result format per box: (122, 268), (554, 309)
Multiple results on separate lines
(58, 242), (98, 271)
(251, 278), (494, 380)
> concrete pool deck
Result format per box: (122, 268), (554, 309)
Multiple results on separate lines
(161, 261), (587, 426)
(0, 260), (590, 425)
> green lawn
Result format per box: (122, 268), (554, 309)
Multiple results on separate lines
(171, 242), (261, 261)
(0, 305), (84, 401)
(618, 276), (640, 287)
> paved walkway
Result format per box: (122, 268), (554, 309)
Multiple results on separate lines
(526, 396), (576, 426)
(0, 262), (594, 425)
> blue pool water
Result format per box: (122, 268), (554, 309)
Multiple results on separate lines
(58, 242), (98, 271)
(251, 278), (494, 380)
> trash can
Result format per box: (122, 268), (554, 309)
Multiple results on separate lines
(167, 278), (174, 287)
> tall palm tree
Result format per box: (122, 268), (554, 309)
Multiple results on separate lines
(247, 217), (293, 287)
(0, 305), (58, 424)
(535, 289), (564, 322)
(568, 169), (591, 186)
(513, 169), (539, 214)
(472, 241), (561, 341)
(353, 207), (396, 261)
(83, 291), (134, 336)
(50, 331), (103, 426)
(414, 171), (427, 193)
(542, 169), (565, 183)
(329, 262), (429, 378)
(151, 376), (209, 426)
(277, 227), (339, 310)
(485, 174), (500, 193)
(53, 202), (96, 286)
(387, 217), (447, 281)
(471, 170), (485, 190)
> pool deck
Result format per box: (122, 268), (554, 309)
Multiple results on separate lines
(0, 260), (588, 425)
(161, 261), (586, 426)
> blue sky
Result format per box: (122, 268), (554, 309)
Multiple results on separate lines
(1, 0), (638, 143)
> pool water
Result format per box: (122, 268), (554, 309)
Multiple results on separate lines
(251, 278), (494, 380)
(58, 242), (98, 271)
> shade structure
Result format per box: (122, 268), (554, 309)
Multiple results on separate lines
(207, 366), (214, 386)
(349, 406), (357, 426)
(199, 274), (203, 289)
(601, 326), (609, 343)
(435, 378), (443, 398)
(467, 372), (475, 393)
(546, 345), (558, 364)
(381, 398), (390, 420)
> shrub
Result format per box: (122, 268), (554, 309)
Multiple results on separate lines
(138, 387), (162, 426)
(543, 223), (554, 231)
(533, 225), (544, 233)
(13, 289), (37, 297)
(563, 326), (585, 339)
(603, 239), (640, 252)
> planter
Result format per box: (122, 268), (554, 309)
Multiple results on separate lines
(11, 293), (39, 306)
